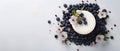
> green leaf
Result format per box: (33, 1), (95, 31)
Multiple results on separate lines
(62, 39), (67, 44)
(72, 9), (77, 15)
(104, 35), (109, 41)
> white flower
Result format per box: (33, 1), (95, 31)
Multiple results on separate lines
(59, 31), (68, 41)
(55, 24), (63, 33)
(69, 15), (77, 25)
(55, 25), (68, 41)
(95, 35), (104, 43)
(98, 10), (107, 19)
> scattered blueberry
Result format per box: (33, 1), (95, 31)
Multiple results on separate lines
(102, 9), (107, 12)
(59, 6), (61, 8)
(64, 4), (67, 8)
(56, 17), (60, 22)
(109, 11), (111, 13)
(82, 0), (84, 3)
(54, 35), (58, 39)
(111, 27), (113, 30)
(48, 20), (51, 24)
(55, 14), (57, 17)
(77, 49), (79, 51)
(114, 24), (116, 27)
(110, 36), (114, 39)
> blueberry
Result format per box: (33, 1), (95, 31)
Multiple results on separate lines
(64, 4), (68, 8)
(92, 3), (96, 8)
(78, 20), (82, 24)
(80, 13), (84, 17)
(55, 14), (57, 17)
(88, 7), (93, 12)
(66, 13), (71, 16)
(84, 20), (87, 25)
(75, 41), (79, 45)
(109, 11), (111, 13)
(60, 24), (64, 27)
(89, 3), (92, 7)
(102, 9), (107, 12)
(77, 49), (79, 51)
(114, 24), (116, 27)
(54, 35), (58, 39)
(60, 21), (66, 27)
(62, 17), (67, 21)
(56, 17), (60, 22)
(110, 36), (114, 39)
(106, 15), (109, 18)
(69, 5), (72, 9)
(82, 17), (86, 21)
(99, 19), (107, 25)
(63, 28), (68, 32)
(62, 11), (66, 15)
(60, 21), (64, 24)
(65, 20), (69, 23)
(69, 30), (74, 34)
(94, 4), (100, 11)
(48, 20), (51, 24)
(84, 3), (88, 7)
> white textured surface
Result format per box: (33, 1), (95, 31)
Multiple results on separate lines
(0, 0), (120, 51)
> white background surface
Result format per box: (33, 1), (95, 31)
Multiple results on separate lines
(0, 0), (120, 51)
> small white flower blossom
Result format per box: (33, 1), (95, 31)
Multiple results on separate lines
(98, 10), (107, 19)
(55, 24), (63, 33)
(59, 31), (68, 41)
(96, 35), (104, 43)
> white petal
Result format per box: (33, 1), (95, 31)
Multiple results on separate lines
(55, 24), (63, 33)
(96, 35), (104, 43)
(76, 10), (82, 14)
(59, 31), (68, 41)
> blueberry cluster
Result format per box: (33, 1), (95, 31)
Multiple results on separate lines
(55, 3), (111, 46)
(77, 13), (87, 25)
